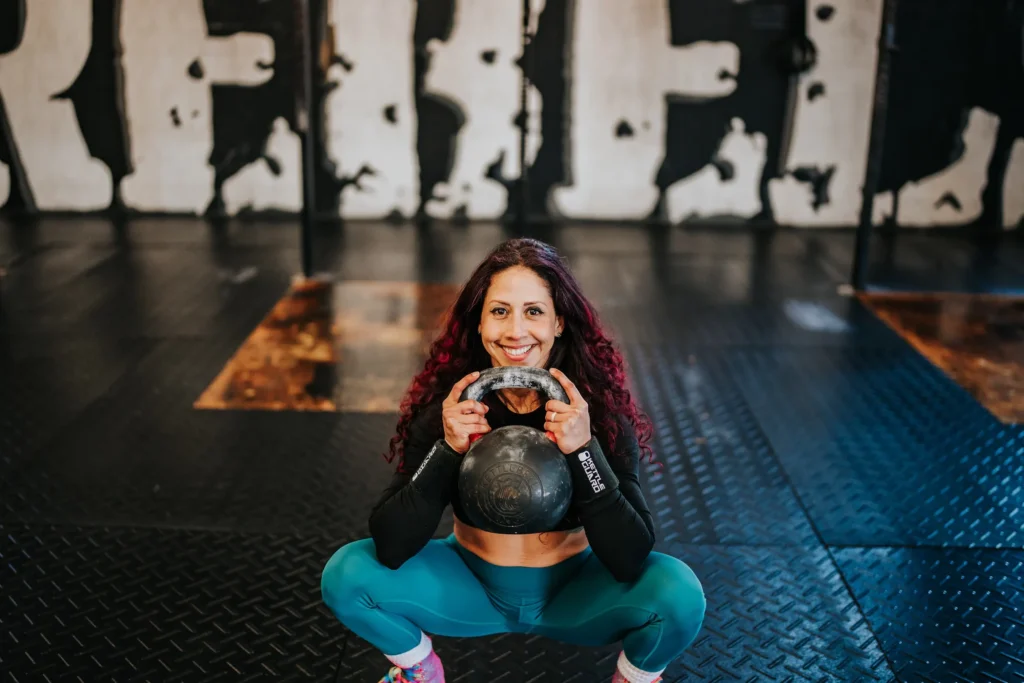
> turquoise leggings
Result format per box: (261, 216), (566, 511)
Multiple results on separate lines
(320, 535), (706, 672)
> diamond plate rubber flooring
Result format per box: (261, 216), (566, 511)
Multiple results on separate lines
(2, 219), (1023, 682)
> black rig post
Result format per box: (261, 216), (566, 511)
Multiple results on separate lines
(295, 0), (317, 277)
(517, 0), (532, 232)
(852, 0), (899, 290)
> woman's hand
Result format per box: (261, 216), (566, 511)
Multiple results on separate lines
(442, 371), (491, 454)
(544, 368), (592, 454)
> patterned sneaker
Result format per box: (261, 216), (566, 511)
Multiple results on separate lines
(378, 666), (411, 682)
(378, 650), (445, 682)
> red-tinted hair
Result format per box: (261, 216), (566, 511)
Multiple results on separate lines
(387, 238), (654, 471)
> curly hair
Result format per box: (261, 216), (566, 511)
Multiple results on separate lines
(386, 238), (654, 471)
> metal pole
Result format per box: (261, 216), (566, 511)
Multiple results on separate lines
(852, 0), (899, 290)
(517, 0), (531, 231)
(296, 0), (317, 277)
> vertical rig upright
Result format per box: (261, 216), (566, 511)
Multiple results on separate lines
(852, 0), (899, 290)
(517, 0), (533, 232)
(295, 0), (317, 277)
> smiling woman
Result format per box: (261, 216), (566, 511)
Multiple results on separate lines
(320, 238), (707, 683)
(478, 266), (564, 389)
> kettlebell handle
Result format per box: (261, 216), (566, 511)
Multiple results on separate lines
(460, 366), (570, 405)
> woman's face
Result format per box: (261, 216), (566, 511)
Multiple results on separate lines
(479, 266), (564, 368)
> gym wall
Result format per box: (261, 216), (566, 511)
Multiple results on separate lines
(0, 0), (1022, 228)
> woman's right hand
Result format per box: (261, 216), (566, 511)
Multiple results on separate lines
(442, 371), (491, 454)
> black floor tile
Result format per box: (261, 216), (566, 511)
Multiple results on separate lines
(809, 231), (1024, 294)
(0, 524), (344, 683)
(0, 340), (397, 536)
(726, 347), (1024, 548)
(71, 248), (293, 339)
(0, 339), (151, 476)
(625, 345), (818, 546)
(834, 547), (1024, 683)
(0, 216), (306, 249)
(1, 248), (292, 350)
(604, 297), (904, 350)
(338, 542), (895, 682)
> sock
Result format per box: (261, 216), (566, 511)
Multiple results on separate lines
(612, 651), (664, 683)
(384, 632), (444, 681)
(385, 632), (434, 669)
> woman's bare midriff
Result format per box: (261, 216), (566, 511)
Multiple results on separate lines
(454, 518), (590, 567)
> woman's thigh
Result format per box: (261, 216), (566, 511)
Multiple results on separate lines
(531, 551), (706, 650)
(321, 536), (511, 639)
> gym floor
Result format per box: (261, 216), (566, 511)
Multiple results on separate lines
(2, 218), (1023, 682)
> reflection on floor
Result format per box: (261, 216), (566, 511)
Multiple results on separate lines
(194, 277), (461, 412)
(861, 292), (1024, 423)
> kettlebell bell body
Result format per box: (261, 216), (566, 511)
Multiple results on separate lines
(457, 367), (574, 534)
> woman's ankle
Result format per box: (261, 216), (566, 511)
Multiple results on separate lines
(385, 632), (435, 669)
(384, 634), (444, 682)
(611, 651), (663, 683)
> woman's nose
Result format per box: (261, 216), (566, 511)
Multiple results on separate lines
(506, 315), (526, 338)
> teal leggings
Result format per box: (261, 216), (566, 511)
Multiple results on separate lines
(320, 535), (706, 672)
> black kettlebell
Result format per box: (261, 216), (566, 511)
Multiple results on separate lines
(457, 366), (574, 534)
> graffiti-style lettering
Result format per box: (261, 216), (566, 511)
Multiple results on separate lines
(552, 0), (739, 219)
(119, 0), (274, 213)
(0, 1), (112, 210)
(327, 0), (419, 219)
(0, 0), (1019, 227)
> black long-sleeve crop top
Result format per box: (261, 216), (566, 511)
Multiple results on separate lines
(368, 392), (656, 583)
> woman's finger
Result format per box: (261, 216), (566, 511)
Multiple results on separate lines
(545, 399), (573, 414)
(445, 371), (481, 406)
(456, 400), (487, 414)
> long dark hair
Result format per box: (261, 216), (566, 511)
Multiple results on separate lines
(387, 238), (654, 471)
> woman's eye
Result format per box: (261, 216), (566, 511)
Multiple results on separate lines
(491, 307), (507, 316)
(528, 307), (543, 316)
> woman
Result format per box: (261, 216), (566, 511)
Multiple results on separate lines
(321, 238), (706, 683)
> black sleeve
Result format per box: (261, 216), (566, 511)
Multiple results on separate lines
(367, 402), (461, 569)
(565, 418), (655, 583)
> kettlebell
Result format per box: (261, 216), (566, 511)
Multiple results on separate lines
(457, 366), (574, 534)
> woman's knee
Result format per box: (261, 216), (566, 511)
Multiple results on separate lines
(638, 554), (707, 644)
(320, 538), (385, 616)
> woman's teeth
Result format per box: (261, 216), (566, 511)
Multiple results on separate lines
(502, 344), (533, 359)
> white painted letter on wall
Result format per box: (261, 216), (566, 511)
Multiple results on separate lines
(221, 118), (302, 214)
(552, 0), (739, 220)
(422, 0), (545, 219)
(0, 1), (112, 210)
(325, 0), (419, 219)
(0, 161), (8, 207)
(1005, 139), (1024, 228)
(877, 107), (999, 227)
(665, 118), (768, 222)
(769, 0), (884, 226)
(119, 0), (274, 213)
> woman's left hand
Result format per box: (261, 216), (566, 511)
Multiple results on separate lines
(544, 368), (592, 454)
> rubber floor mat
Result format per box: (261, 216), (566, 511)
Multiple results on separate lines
(625, 344), (818, 546)
(0, 524), (344, 683)
(834, 546), (1024, 683)
(726, 347), (1024, 548)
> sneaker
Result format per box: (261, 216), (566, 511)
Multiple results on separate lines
(378, 665), (413, 682)
(377, 651), (444, 682)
